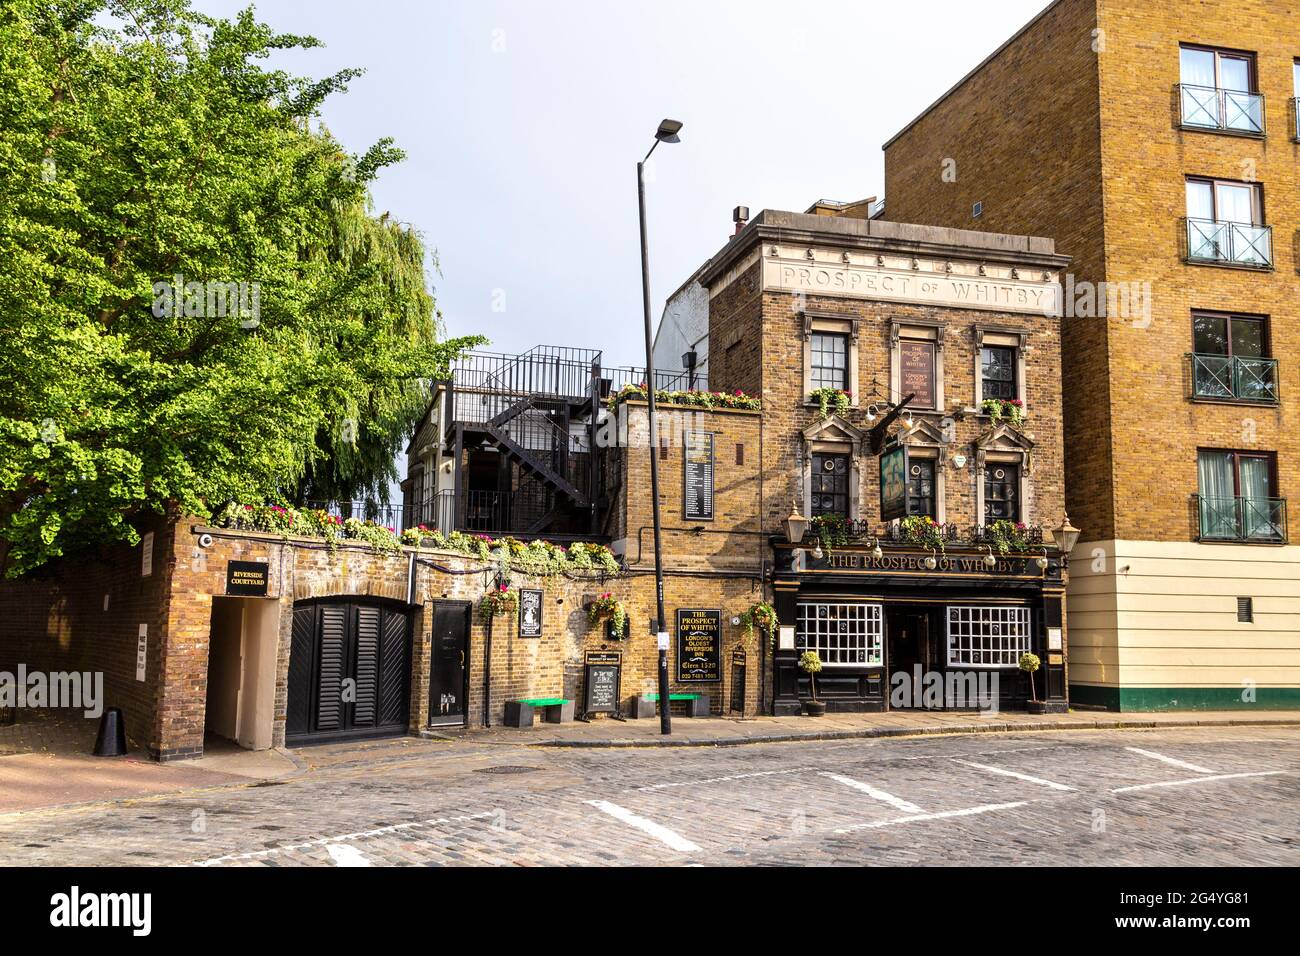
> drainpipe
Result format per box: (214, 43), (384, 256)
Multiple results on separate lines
(483, 614), (493, 728)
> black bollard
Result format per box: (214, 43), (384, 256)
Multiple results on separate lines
(92, 706), (128, 757)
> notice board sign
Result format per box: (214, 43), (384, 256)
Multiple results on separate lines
(226, 560), (269, 596)
(676, 608), (721, 683)
(583, 651), (622, 716)
(683, 431), (715, 521)
(879, 443), (907, 522)
(518, 589), (544, 638)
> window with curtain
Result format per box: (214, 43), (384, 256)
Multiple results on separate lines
(1179, 46), (1260, 133)
(1197, 450), (1280, 541)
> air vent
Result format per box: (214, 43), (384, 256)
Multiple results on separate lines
(1237, 597), (1253, 623)
(972, 200), (984, 219)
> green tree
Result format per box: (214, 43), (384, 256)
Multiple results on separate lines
(0, 0), (482, 576)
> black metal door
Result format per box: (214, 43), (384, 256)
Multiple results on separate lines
(429, 602), (470, 727)
(286, 600), (412, 745)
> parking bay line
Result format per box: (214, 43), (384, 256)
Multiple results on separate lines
(821, 772), (925, 814)
(835, 801), (1029, 834)
(585, 800), (701, 853)
(1124, 747), (1217, 775)
(953, 760), (1077, 792)
(1111, 770), (1286, 795)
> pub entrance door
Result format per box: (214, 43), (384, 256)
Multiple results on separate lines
(885, 607), (938, 710)
(428, 601), (470, 728)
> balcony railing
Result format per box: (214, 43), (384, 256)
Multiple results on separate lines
(1184, 218), (1272, 269)
(811, 519), (1048, 550)
(1178, 84), (1265, 135)
(1190, 353), (1279, 404)
(1293, 97), (1300, 141)
(1195, 495), (1288, 543)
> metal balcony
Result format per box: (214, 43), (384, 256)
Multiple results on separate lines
(1190, 353), (1279, 404)
(1178, 84), (1265, 136)
(1184, 218), (1272, 269)
(1195, 495), (1287, 543)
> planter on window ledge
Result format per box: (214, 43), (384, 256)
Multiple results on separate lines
(981, 398), (1025, 428)
(809, 387), (852, 421)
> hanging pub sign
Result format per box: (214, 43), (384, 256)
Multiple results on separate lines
(226, 560), (269, 597)
(899, 340), (936, 410)
(583, 651), (622, 717)
(676, 608), (721, 683)
(879, 442), (908, 522)
(518, 589), (544, 638)
(683, 431), (715, 521)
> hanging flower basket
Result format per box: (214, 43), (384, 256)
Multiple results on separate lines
(740, 601), (778, 642)
(479, 584), (518, 623)
(586, 593), (627, 636)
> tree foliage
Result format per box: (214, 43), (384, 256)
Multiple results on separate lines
(0, 0), (482, 576)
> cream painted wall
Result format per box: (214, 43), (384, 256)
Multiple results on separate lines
(1067, 538), (1300, 690)
(236, 599), (279, 751)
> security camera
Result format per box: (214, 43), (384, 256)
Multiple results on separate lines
(198, 533), (214, 549)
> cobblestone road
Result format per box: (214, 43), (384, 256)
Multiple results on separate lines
(0, 726), (1295, 866)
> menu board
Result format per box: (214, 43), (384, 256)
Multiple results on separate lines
(683, 431), (715, 521)
(676, 609), (721, 683)
(899, 340), (936, 409)
(583, 651), (622, 715)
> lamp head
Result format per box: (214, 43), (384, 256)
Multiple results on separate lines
(655, 119), (684, 143)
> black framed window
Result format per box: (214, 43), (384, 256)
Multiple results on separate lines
(906, 458), (935, 518)
(1192, 312), (1267, 358)
(981, 346), (1017, 401)
(810, 332), (848, 392)
(983, 462), (1020, 522)
(810, 452), (850, 518)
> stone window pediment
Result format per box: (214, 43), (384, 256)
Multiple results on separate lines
(802, 415), (865, 451)
(974, 422), (1035, 455)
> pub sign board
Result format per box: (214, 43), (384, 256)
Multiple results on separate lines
(518, 588), (544, 638)
(879, 443), (907, 522)
(899, 340), (936, 410)
(676, 608), (721, 683)
(226, 560), (269, 596)
(683, 431), (715, 521)
(584, 651), (621, 716)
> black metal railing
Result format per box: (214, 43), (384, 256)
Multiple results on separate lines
(450, 347), (599, 401)
(603, 366), (709, 395)
(1293, 96), (1300, 141)
(1190, 353), (1280, 403)
(305, 500), (405, 530)
(808, 518), (1048, 550)
(1195, 495), (1287, 543)
(1184, 218), (1272, 268)
(1178, 83), (1265, 135)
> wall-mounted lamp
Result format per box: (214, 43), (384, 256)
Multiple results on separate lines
(783, 499), (809, 544)
(871, 537), (883, 561)
(1036, 548), (1049, 571)
(924, 549), (938, 571)
(982, 546), (997, 568)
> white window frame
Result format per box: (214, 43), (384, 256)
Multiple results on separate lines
(796, 602), (883, 667)
(946, 605), (1032, 669)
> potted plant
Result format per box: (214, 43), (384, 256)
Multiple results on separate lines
(981, 397), (1025, 428)
(586, 592), (627, 638)
(985, 518), (1031, 554)
(740, 601), (778, 646)
(799, 650), (826, 716)
(900, 514), (948, 552)
(1019, 652), (1047, 714)
(810, 387), (851, 421)
(479, 583), (518, 623)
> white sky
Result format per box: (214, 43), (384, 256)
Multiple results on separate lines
(198, 0), (1049, 367)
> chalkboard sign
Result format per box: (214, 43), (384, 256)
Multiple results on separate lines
(676, 608), (721, 683)
(518, 589), (543, 638)
(583, 651), (622, 716)
(729, 650), (746, 714)
(683, 431), (715, 521)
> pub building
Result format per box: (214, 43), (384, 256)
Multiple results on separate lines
(656, 203), (1078, 713)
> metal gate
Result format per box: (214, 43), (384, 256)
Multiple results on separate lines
(286, 600), (412, 745)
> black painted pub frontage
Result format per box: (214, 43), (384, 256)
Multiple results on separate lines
(771, 543), (1069, 714)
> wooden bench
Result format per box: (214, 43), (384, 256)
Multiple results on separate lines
(503, 697), (575, 728)
(630, 693), (710, 719)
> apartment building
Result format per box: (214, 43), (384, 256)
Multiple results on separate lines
(883, 0), (1300, 709)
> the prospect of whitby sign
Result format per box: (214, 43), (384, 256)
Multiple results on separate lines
(762, 254), (1061, 317)
(676, 608), (721, 683)
(810, 550), (1040, 576)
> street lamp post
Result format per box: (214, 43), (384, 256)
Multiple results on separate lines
(637, 118), (682, 736)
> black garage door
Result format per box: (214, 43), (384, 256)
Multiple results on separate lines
(287, 600), (413, 745)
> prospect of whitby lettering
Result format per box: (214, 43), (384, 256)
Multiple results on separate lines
(764, 257), (1061, 316)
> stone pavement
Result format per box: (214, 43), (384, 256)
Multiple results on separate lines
(437, 707), (1300, 748)
(0, 725), (1295, 866)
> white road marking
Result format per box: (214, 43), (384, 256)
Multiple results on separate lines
(1124, 747), (1217, 775)
(1111, 771), (1287, 794)
(954, 760), (1077, 791)
(585, 800), (701, 852)
(630, 767), (815, 793)
(821, 773), (925, 814)
(325, 843), (372, 867)
(191, 810), (499, 866)
(896, 745), (1059, 762)
(835, 801), (1029, 833)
